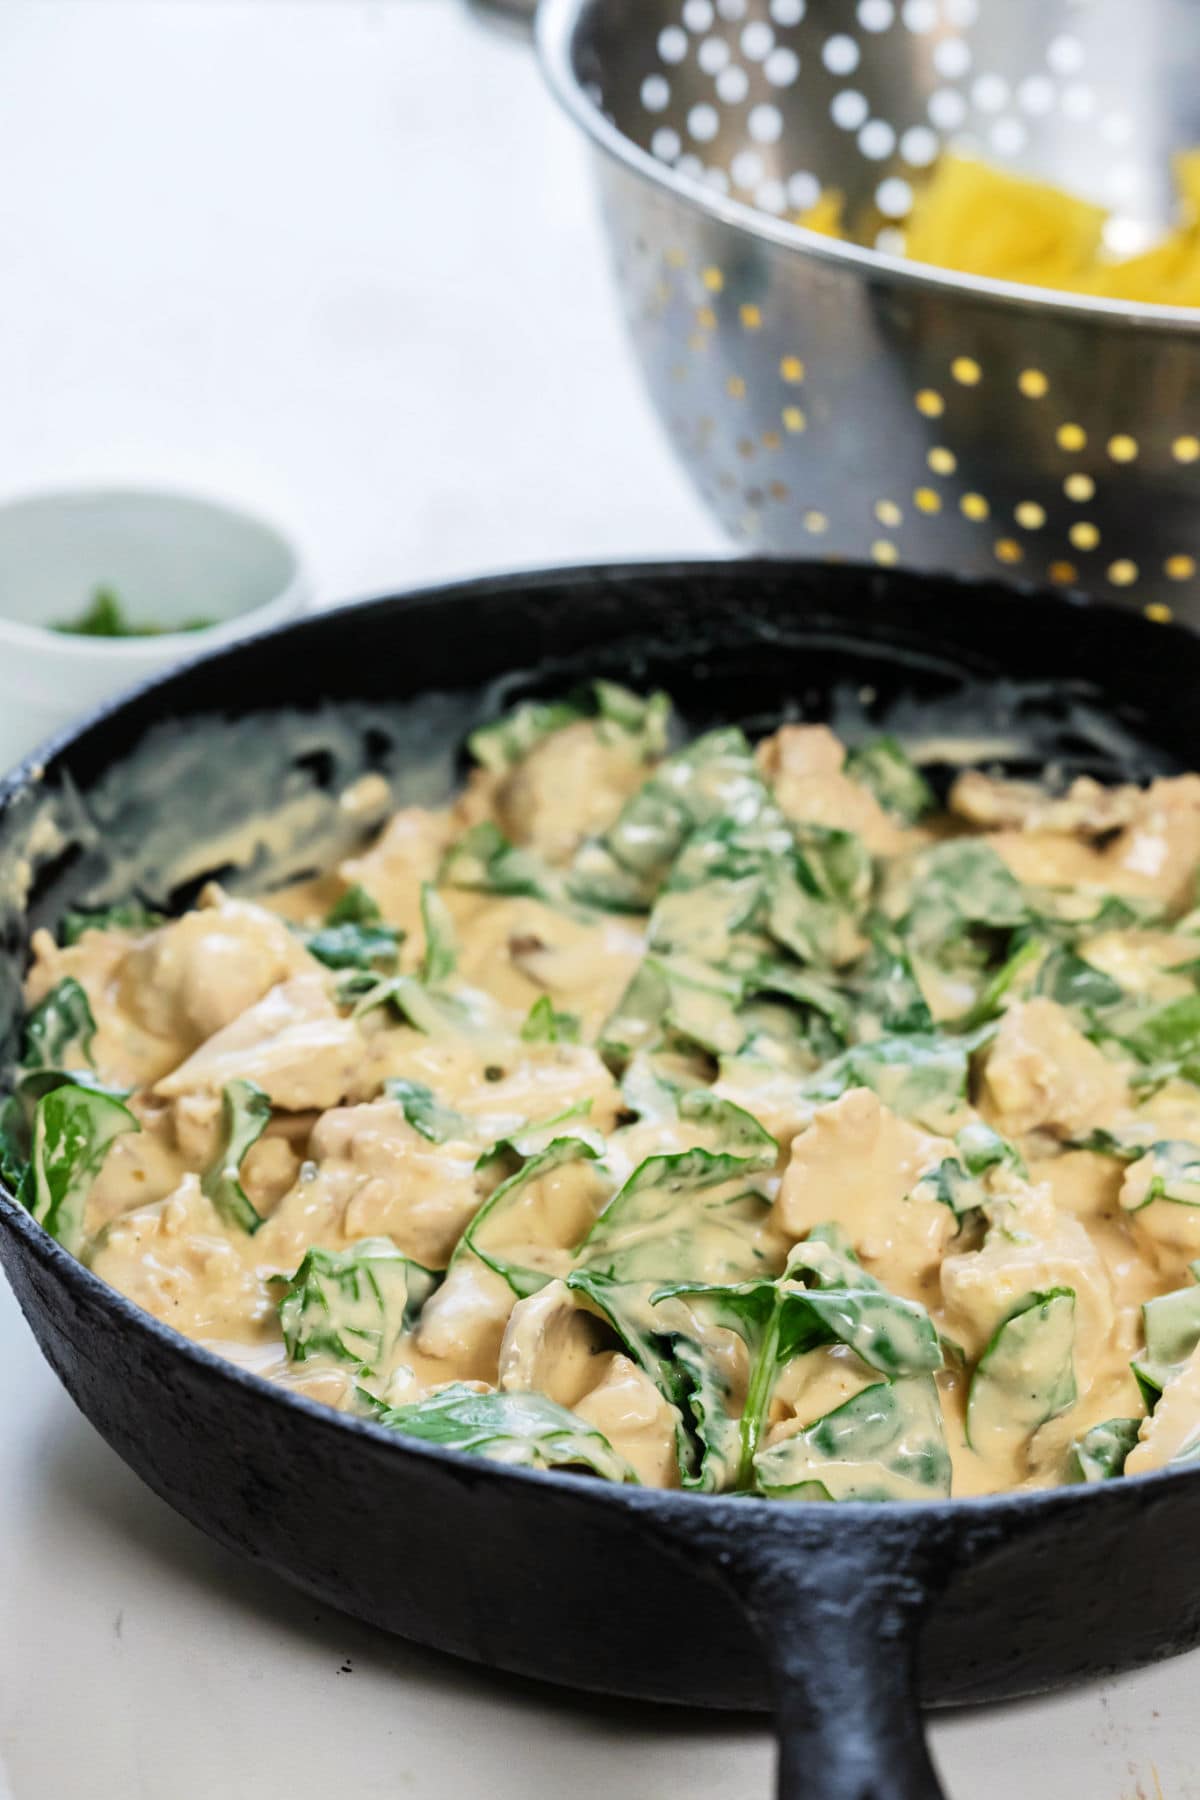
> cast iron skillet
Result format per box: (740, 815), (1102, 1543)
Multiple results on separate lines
(2, 560), (1200, 1800)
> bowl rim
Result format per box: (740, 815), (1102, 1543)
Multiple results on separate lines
(537, 0), (1200, 337)
(0, 553), (1194, 1524)
(0, 483), (310, 661)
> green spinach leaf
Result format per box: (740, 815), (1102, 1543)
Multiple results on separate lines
(1034, 945), (1125, 1013)
(383, 1077), (472, 1145)
(908, 1120), (1025, 1216)
(967, 1289), (1077, 1469)
(1121, 1141), (1200, 1213)
(201, 1079), (271, 1234)
(363, 1383), (638, 1482)
(570, 728), (775, 911)
(520, 995), (581, 1044)
(844, 736), (935, 823)
(297, 885), (400, 972)
(1133, 1269), (1200, 1402)
(754, 1374), (951, 1500)
(1117, 993), (1200, 1087)
(898, 840), (1028, 957)
(60, 901), (165, 944)
(468, 699), (586, 772)
(28, 1082), (139, 1255)
(276, 1239), (437, 1370)
(853, 936), (934, 1035)
(467, 681), (669, 775)
(1068, 1417), (1142, 1483)
(22, 977), (97, 1074)
(420, 883), (458, 986)
(801, 1032), (969, 1128)
(653, 1243), (943, 1492)
(439, 822), (562, 904)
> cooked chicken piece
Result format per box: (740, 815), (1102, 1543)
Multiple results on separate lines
(23, 924), (183, 1090)
(85, 1098), (189, 1232)
(364, 1032), (624, 1137)
(446, 892), (644, 1033)
(1028, 1149), (1123, 1222)
(240, 1135), (302, 1215)
(413, 1256), (517, 1383)
(452, 767), (501, 832)
(940, 1177), (1115, 1380)
(254, 1098), (483, 1270)
(572, 1353), (681, 1487)
(1135, 1079), (1200, 1144)
(88, 1090), (302, 1237)
(259, 873), (345, 925)
(986, 776), (1200, 909)
(949, 771), (1141, 837)
(978, 999), (1128, 1140)
(912, 957), (981, 1025)
(1029, 1153), (1167, 1354)
(24, 920), (125, 1010)
(1027, 1362), (1150, 1488)
(495, 721), (649, 865)
(1125, 1346), (1200, 1476)
(767, 1342), (881, 1434)
(472, 1156), (609, 1287)
(497, 1280), (612, 1407)
(27, 888), (320, 1093)
(775, 1089), (956, 1299)
(119, 890), (314, 1049)
(274, 1364), (358, 1411)
(755, 724), (911, 856)
(338, 806), (456, 933)
(154, 974), (365, 1112)
(90, 1174), (270, 1339)
(170, 1091), (224, 1165)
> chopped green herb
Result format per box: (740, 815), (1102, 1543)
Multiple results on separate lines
(53, 587), (215, 638)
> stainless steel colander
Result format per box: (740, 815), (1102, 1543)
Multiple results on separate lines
(539, 0), (1200, 621)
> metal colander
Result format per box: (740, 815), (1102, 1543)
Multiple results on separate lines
(539, 0), (1200, 621)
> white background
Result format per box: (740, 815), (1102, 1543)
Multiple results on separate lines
(0, 5), (1195, 1797)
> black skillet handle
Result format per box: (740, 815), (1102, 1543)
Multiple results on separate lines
(658, 1507), (950, 1800)
(751, 1559), (947, 1800)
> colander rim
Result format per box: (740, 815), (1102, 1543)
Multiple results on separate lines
(538, 0), (1200, 336)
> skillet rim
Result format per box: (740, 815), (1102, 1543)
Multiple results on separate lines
(0, 553), (1194, 1528)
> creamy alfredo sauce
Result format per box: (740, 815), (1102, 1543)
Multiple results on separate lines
(11, 682), (1200, 1498)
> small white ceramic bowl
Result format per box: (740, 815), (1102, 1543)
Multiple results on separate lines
(0, 487), (310, 771)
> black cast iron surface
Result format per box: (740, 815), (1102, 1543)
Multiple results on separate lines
(2, 560), (1199, 1800)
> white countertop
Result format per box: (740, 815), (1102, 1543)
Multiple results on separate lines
(0, 5), (1195, 1798)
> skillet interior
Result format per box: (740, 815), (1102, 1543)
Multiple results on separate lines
(2, 559), (1200, 1750)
